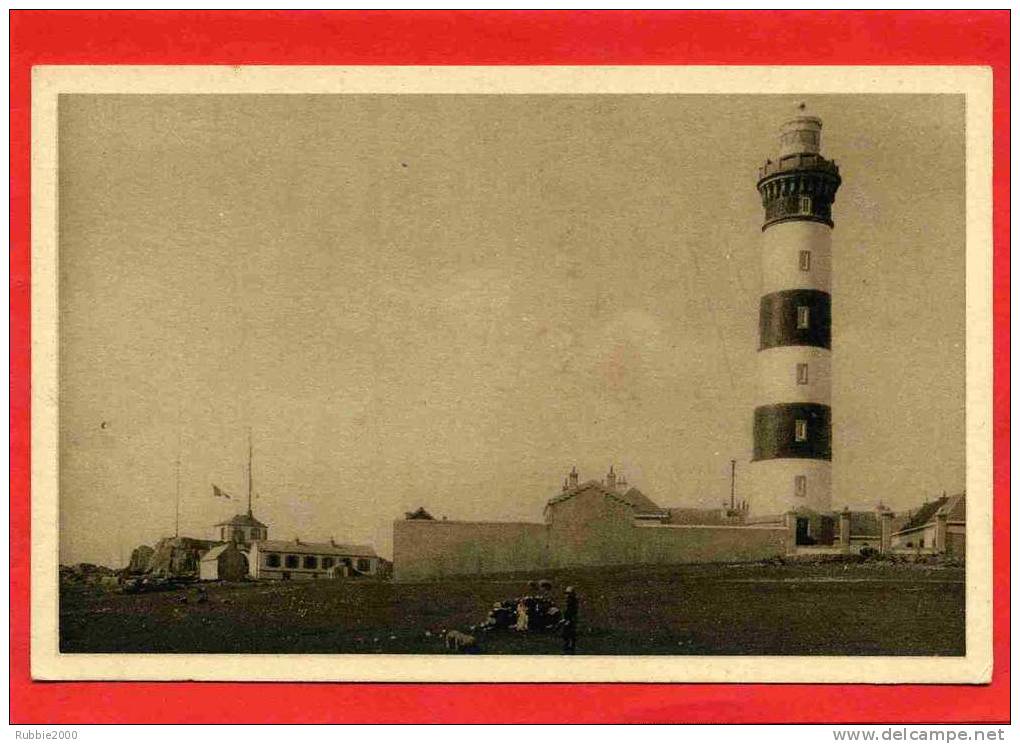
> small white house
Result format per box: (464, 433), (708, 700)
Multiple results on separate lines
(890, 493), (966, 555)
(199, 542), (249, 582)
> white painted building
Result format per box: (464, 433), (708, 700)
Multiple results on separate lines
(198, 542), (249, 582)
(248, 539), (380, 580)
(890, 493), (966, 555)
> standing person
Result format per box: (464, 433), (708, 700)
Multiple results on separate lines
(562, 586), (578, 654)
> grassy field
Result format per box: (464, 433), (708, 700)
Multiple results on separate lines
(59, 561), (965, 656)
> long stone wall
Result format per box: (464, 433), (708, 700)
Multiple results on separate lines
(634, 523), (789, 564)
(393, 520), (549, 581)
(394, 514), (791, 581)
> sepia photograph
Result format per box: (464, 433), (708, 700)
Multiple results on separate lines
(28, 66), (992, 684)
(10, 10), (1010, 731)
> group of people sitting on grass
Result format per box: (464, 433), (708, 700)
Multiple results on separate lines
(474, 580), (579, 653)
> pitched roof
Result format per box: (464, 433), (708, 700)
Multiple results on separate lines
(200, 543), (235, 562)
(943, 493), (966, 521)
(902, 498), (947, 532)
(619, 487), (666, 515)
(546, 480), (667, 516)
(255, 539), (377, 558)
(404, 507), (435, 520)
(895, 493), (965, 534)
(215, 512), (267, 529)
(547, 480), (629, 508)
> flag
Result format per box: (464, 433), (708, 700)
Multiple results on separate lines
(213, 484), (232, 500)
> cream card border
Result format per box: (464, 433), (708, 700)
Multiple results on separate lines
(30, 65), (994, 683)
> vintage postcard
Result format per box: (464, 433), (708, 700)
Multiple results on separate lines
(31, 65), (992, 683)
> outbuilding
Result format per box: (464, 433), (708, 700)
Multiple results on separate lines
(199, 542), (249, 582)
(890, 493), (966, 555)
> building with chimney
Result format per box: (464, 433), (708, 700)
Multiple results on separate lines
(393, 464), (963, 580)
(389, 108), (965, 581)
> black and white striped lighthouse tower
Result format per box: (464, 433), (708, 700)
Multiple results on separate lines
(751, 106), (842, 518)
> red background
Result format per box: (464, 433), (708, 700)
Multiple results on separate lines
(9, 11), (1010, 724)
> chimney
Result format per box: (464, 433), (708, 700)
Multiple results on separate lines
(568, 466), (578, 488)
(606, 465), (616, 491)
(879, 509), (894, 555)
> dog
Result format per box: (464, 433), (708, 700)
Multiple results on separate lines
(442, 629), (478, 653)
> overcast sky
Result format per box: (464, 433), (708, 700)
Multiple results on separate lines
(58, 93), (965, 565)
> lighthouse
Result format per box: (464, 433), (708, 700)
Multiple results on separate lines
(751, 106), (841, 520)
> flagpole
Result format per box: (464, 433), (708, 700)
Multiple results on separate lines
(730, 459), (736, 511)
(175, 455), (181, 538)
(247, 428), (253, 517)
(174, 417), (182, 538)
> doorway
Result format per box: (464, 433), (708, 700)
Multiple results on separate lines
(795, 517), (812, 546)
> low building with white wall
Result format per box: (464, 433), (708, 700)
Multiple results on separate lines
(249, 538), (380, 580)
(198, 542), (249, 582)
(891, 493), (966, 555)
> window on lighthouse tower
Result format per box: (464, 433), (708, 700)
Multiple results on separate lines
(797, 306), (810, 329)
(795, 419), (808, 442)
(799, 250), (811, 271)
(794, 475), (807, 498)
(796, 363), (809, 384)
